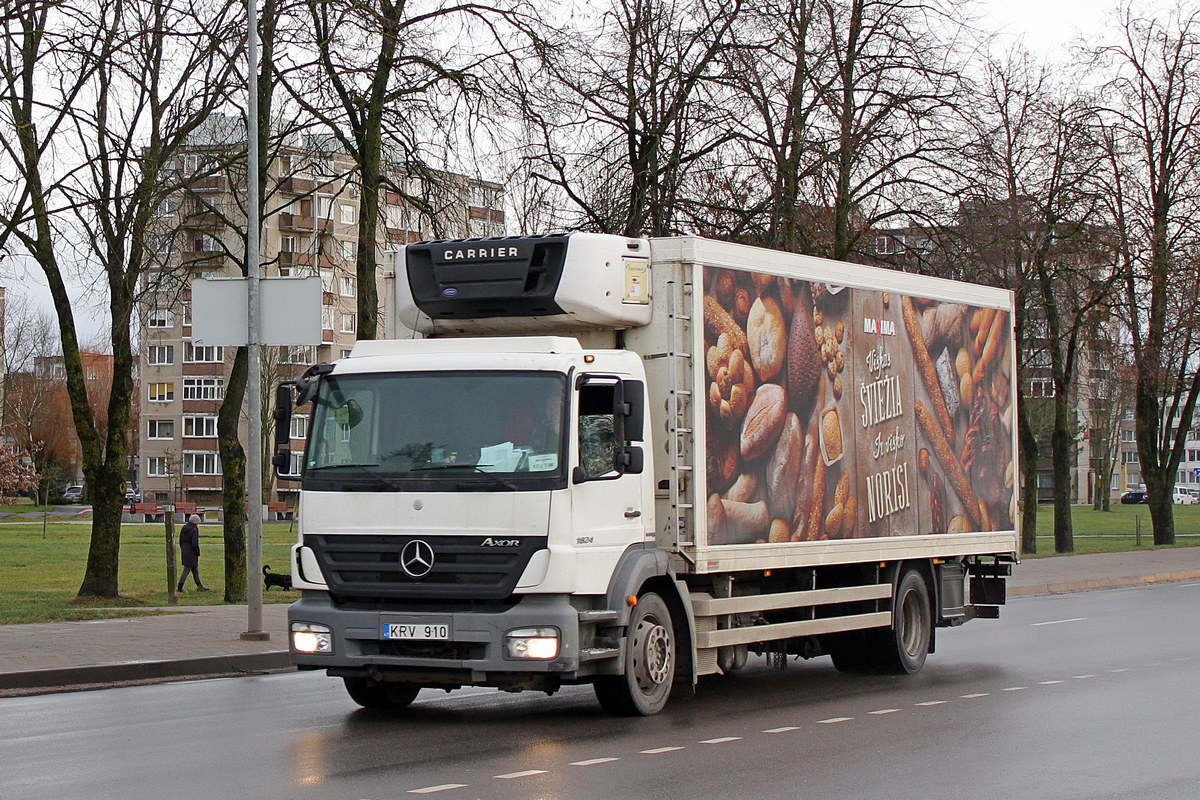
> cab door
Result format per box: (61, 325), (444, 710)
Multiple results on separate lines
(568, 375), (648, 593)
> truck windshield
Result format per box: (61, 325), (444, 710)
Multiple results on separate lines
(303, 370), (568, 491)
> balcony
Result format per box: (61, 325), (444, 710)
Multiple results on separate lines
(189, 175), (228, 192)
(279, 176), (315, 195)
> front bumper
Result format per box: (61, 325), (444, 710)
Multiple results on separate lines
(287, 592), (595, 690)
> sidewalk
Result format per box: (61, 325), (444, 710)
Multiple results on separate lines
(2, 548), (1198, 696)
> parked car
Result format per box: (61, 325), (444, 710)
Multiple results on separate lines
(1173, 488), (1197, 505)
(63, 485), (84, 503)
(1120, 489), (1148, 504)
(124, 487), (141, 503)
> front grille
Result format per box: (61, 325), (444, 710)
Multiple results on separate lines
(305, 533), (546, 601)
(363, 640), (487, 660)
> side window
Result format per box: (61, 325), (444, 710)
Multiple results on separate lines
(577, 382), (617, 480)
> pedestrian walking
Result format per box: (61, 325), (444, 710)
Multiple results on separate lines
(177, 514), (210, 592)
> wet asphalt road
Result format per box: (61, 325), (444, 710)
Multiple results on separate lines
(4, 580), (1200, 800)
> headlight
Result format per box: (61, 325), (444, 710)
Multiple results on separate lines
(291, 622), (332, 654)
(505, 627), (559, 659)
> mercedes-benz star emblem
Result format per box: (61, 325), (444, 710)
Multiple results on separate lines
(400, 539), (435, 578)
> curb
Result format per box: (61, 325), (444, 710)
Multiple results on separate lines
(0, 651), (290, 693)
(1009, 570), (1200, 598)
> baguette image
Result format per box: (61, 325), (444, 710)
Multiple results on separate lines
(902, 296), (955, 446)
(915, 400), (981, 530)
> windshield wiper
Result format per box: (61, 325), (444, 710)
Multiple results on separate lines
(412, 463), (518, 491)
(307, 462), (381, 470)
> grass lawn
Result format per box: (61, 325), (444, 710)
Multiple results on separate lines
(0, 520), (302, 624)
(1, 504), (1198, 625)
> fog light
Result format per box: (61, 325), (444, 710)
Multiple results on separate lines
(505, 627), (559, 659)
(291, 622), (332, 654)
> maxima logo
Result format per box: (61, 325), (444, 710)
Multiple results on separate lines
(400, 539), (435, 578)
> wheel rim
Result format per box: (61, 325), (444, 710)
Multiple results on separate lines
(899, 588), (925, 657)
(633, 617), (672, 691)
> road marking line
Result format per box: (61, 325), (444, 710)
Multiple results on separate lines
(1039, 680), (1064, 685)
(571, 757), (620, 766)
(641, 746), (685, 754)
(817, 717), (852, 724)
(1002, 687), (1027, 692)
(495, 770), (548, 779)
(1109, 668), (1131, 673)
(408, 785), (468, 794)
(1032, 617), (1087, 626)
(700, 737), (742, 744)
(763, 726), (800, 733)
(869, 708), (900, 715)
(1143, 662), (1163, 667)
(916, 700), (948, 706)
(961, 693), (989, 699)
(1073, 674), (1097, 679)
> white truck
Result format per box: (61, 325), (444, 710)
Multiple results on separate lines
(276, 234), (1018, 715)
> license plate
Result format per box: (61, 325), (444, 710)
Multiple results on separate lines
(382, 622), (450, 640)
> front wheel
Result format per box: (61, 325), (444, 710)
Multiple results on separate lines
(343, 677), (421, 710)
(594, 592), (676, 716)
(873, 569), (932, 674)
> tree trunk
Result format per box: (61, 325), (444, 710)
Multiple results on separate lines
(1017, 394), (1038, 554)
(219, 347), (249, 602)
(1051, 394), (1074, 553)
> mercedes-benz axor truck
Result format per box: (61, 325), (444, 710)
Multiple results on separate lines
(276, 234), (1018, 715)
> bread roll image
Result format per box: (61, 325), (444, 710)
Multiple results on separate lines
(787, 294), (822, 419)
(767, 413), (804, 519)
(747, 296), (787, 381)
(740, 383), (786, 460)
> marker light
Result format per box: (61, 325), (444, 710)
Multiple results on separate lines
(291, 622), (332, 654)
(505, 627), (560, 659)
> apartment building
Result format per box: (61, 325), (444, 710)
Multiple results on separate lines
(137, 134), (504, 505)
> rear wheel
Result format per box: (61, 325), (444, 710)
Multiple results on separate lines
(873, 569), (932, 674)
(342, 677), (421, 710)
(594, 592), (675, 716)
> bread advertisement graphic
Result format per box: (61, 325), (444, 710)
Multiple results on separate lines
(703, 267), (1015, 545)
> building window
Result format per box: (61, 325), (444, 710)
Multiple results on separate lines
(290, 415), (308, 440)
(182, 377), (224, 401)
(183, 451), (222, 476)
(1029, 377), (1055, 398)
(283, 450), (305, 478)
(340, 240), (355, 260)
(281, 235), (296, 253)
(1122, 451), (1139, 464)
(340, 313), (356, 334)
(148, 419), (175, 440)
(316, 196), (333, 219)
(876, 236), (892, 254)
(147, 345), (174, 366)
(319, 267), (335, 293)
(340, 349), (352, 359)
(340, 203), (356, 224)
(281, 345), (314, 364)
(322, 305), (335, 331)
(193, 233), (221, 252)
(1121, 429), (1135, 443)
(183, 415), (218, 438)
(149, 382), (175, 402)
(147, 457), (170, 478)
(184, 341), (224, 363)
(148, 308), (173, 328)
(340, 275), (356, 297)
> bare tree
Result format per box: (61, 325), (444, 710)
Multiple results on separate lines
(1093, 6), (1200, 545)
(522, 0), (742, 236)
(0, 0), (240, 597)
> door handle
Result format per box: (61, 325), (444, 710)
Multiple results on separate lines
(625, 509), (641, 518)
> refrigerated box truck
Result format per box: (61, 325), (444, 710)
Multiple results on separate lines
(276, 233), (1018, 715)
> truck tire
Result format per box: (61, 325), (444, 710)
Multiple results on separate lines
(593, 592), (675, 716)
(874, 569), (932, 674)
(343, 677), (421, 710)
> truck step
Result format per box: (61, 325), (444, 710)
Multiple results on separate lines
(580, 647), (620, 662)
(578, 610), (620, 625)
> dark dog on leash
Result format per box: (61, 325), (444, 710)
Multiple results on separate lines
(263, 565), (293, 591)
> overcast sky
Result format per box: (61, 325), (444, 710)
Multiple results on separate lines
(2, 0), (1175, 348)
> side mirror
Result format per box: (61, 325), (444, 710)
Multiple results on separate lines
(273, 384), (294, 479)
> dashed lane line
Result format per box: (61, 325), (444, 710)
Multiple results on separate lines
(1032, 617), (1088, 626)
(408, 784), (469, 794)
(916, 700), (948, 706)
(817, 716), (853, 724)
(571, 757), (620, 766)
(869, 708), (901, 715)
(961, 693), (989, 699)
(1002, 687), (1027, 692)
(494, 770), (548, 780)
(641, 746), (685, 754)
(700, 736), (742, 744)
(763, 726), (800, 733)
